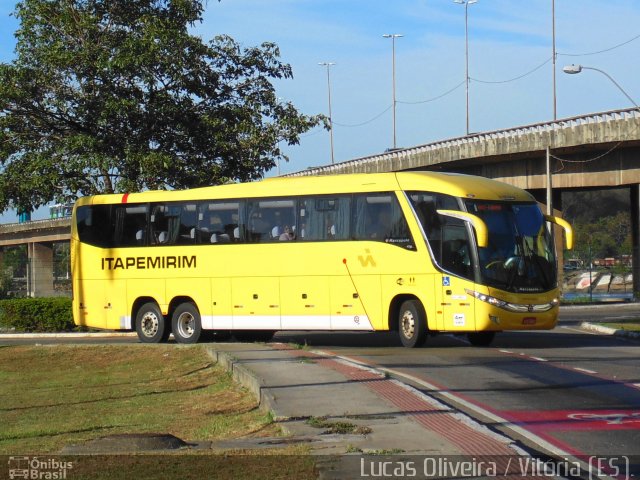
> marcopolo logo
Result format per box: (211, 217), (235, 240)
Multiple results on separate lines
(8, 456), (73, 479)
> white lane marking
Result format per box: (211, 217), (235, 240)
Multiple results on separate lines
(573, 367), (598, 374)
(560, 325), (600, 335)
(529, 356), (548, 362)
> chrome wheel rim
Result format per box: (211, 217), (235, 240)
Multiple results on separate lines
(141, 312), (159, 337)
(400, 309), (415, 340)
(176, 312), (195, 338)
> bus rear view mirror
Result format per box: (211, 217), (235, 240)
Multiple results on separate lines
(436, 210), (489, 248)
(544, 215), (574, 250)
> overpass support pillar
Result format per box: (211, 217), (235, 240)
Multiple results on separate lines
(27, 242), (55, 297)
(631, 186), (640, 300)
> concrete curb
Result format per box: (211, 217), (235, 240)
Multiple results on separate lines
(580, 321), (640, 339)
(206, 348), (286, 424)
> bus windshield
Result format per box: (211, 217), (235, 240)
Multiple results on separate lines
(465, 201), (556, 293)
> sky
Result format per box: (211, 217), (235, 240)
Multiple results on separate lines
(1, 0), (639, 221)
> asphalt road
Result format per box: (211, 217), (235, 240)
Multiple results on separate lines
(276, 304), (640, 475)
(2, 303), (639, 474)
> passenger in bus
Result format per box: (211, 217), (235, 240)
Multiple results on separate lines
(327, 223), (336, 239)
(279, 225), (295, 241)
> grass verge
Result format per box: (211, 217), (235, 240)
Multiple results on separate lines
(0, 344), (315, 479)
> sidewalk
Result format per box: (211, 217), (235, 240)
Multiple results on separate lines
(207, 342), (530, 479)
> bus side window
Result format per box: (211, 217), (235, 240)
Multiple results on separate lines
(150, 204), (187, 245)
(300, 196), (350, 241)
(353, 194), (413, 248)
(247, 199), (296, 243)
(175, 203), (198, 245)
(150, 205), (168, 245)
(198, 201), (243, 244)
(441, 224), (472, 279)
(76, 205), (113, 248)
(409, 192), (472, 279)
(113, 204), (148, 247)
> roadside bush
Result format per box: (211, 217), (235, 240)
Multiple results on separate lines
(0, 297), (74, 332)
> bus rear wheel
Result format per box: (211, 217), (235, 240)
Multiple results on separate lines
(398, 300), (427, 348)
(171, 302), (202, 344)
(467, 331), (496, 347)
(135, 302), (168, 343)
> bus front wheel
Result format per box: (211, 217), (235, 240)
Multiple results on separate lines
(171, 302), (202, 344)
(398, 300), (427, 348)
(135, 302), (169, 343)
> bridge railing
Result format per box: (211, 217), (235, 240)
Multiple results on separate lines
(290, 107), (640, 177)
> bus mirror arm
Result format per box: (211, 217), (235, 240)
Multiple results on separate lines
(436, 210), (489, 248)
(544, 215), (574, 250)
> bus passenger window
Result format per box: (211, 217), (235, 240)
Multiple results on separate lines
(175, 203), (198, 245)
(353, 194), (413, 248)
(300, 196), (350, 241)
(76, 205), (114, 248)
(198, 201), (243, 244)
(113, 204), (148, 247)
(247, 199), (296, 243)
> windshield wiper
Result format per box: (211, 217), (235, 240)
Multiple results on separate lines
(521, 237), (553, 289)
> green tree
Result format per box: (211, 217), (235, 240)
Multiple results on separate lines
(0, 0), (324, 213)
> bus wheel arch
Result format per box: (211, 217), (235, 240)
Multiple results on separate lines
(133, 299), (169, 343)
(389, 295), (429, 348)
(169, 298), (202, 344)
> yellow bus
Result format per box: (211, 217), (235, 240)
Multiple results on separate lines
(71, 172), (572, 347)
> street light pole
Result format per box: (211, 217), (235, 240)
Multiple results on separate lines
(454, 0), (477, 135)
(318, 62), (336, 164)
(552, 0), (557, 120)
(383, 34), (403, 149)
(563, 64), (638, 108)
(564, 63), (639, 304)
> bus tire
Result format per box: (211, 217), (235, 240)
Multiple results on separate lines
(398, 300), (427, 348)
(171, 302), (202, 344)
(135, 302), (168, 344)
(467, 331), (496, 347)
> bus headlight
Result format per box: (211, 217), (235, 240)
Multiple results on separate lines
(465, 289), (558, 313)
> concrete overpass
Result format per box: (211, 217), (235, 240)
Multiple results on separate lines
(291, 108), (640, 190)
(0, 218), (70, 297)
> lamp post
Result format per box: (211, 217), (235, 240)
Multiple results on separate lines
(563, 64), (638, 108)
(318, 62), (336, 164)
(564, 64), (638, 303)
(454, 0), (477, 136)
(552, 0), (557, 120)
(383, 34), (403, 149)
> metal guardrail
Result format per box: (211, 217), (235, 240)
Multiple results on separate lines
(0, 216), (71, 232)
